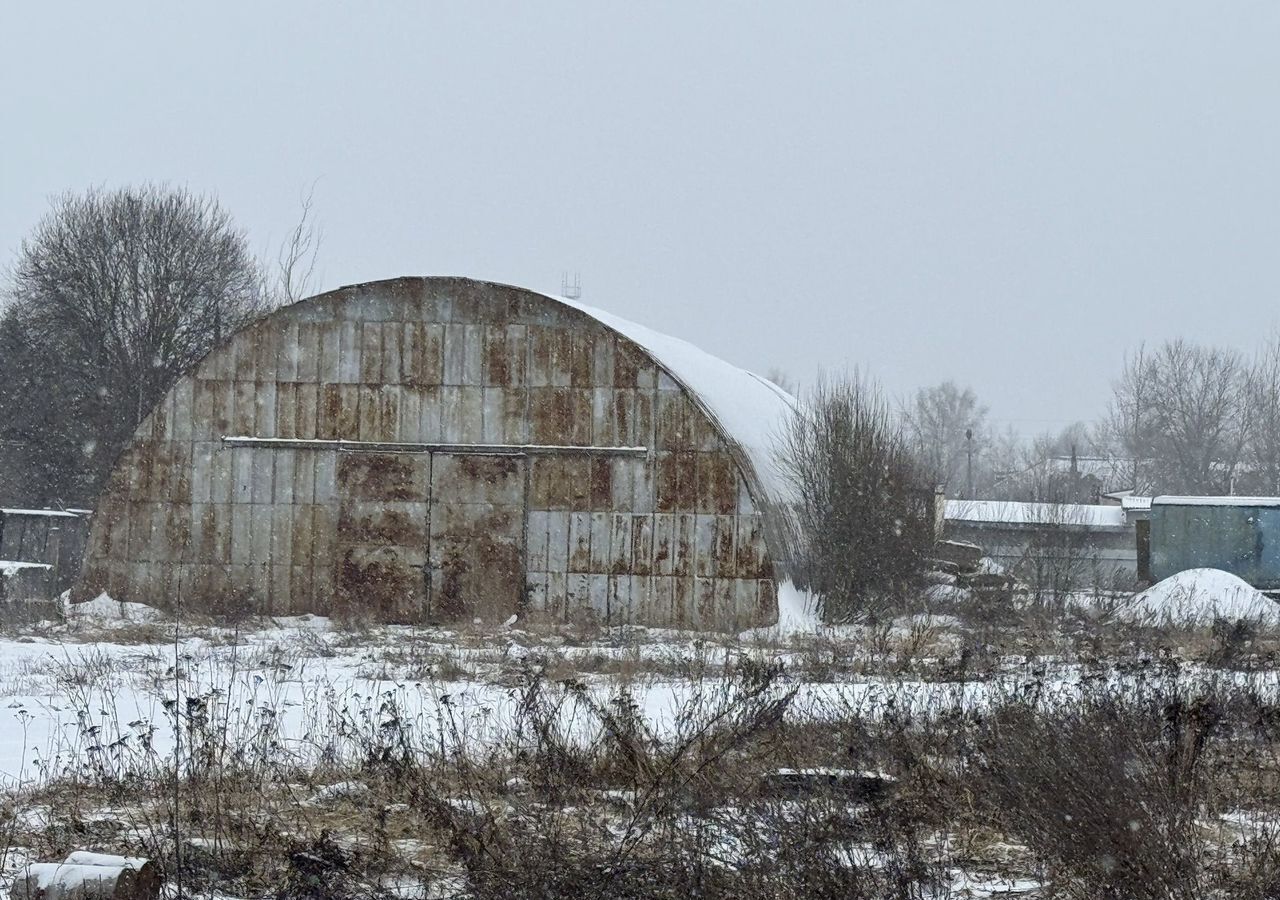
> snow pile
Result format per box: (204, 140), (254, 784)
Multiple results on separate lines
(1121, 568), (1280, 626)
(65, 592), (166, 624)
(740, 580), (820, 639)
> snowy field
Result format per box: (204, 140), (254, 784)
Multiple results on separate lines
(2, 573), (1280, 899)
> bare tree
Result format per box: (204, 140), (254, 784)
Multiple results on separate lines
(272, 184), (323, 306)
(777, 373), (936, 622)
(1243, 332), (1280, 494)
(902, 381), (988, 498)
(1108, 340), (1248, 495)
(1, 185), (273, 501)
(1106, 345), (1157, 493)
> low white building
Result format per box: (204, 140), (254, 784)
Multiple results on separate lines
(944, 499), (1142, 589)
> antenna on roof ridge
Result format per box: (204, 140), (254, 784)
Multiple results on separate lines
(561, 271), (582, 301)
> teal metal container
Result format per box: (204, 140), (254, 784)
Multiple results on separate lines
(1149, 497), (1280, 590)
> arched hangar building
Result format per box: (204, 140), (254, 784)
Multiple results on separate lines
(74, 277), (795, 630)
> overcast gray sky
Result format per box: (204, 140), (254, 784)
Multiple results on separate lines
(4, 3), (1279, 435)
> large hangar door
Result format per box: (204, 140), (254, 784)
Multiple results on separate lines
(428, 453), (527, 624)
(335, 453), (431, 621)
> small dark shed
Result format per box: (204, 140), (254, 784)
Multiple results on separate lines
(74, 277), (795, 629)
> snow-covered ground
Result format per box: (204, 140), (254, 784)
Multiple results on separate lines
(0, 588), (1276, 789)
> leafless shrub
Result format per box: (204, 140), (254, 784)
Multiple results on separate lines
(777, 373), (937, 623)
(971, 677), (1219, 899)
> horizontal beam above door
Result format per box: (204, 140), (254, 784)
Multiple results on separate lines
(221, 436), (649, 458)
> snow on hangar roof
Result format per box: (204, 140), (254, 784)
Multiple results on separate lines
(552, 291), (798, 505)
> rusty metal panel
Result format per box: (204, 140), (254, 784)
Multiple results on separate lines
(611, 389), (634, 446)
(250, 504), (273, 569)
(652, 513), (674, 576)
(293, 449), (317, 505)
(336, 545), (422, 619)
(591, 337), (615, 386)
(291, 564), (314, 613)
(256, 324), (280, 384)
(439, 385), (463, 443)
(527, 571), (548, 612)
(232, 382), (256, 435)
(209, 447), (233, 504)
(674, 513), (696, 576)
(317, 322), (341, 382)
(192, 380), (216, 441)
(270, 564), (291, 614)
(411, 385), (438, 443)
(588, 512), (610, 571)
(694, 515), (718, 579)
(568, 511), (592, 572)
(613, 341), (642, 388)
(277, 321), (300, 382)
(250, 448), (274, 504)
(273, 452), (295, 505)
(655, 390), (688, 450)
(380, 386), (401, 438)
(271, 505), (293, 568)
(608, 574), (632, 623)
(546, 571), (567, 619)
(404, 322), (444, 388)
(567, 573), (590, 617)
(633, 390), (654, 446)
(484, 324), (526, 387)
(714, 515), (736, 578)
(697, 452), (737, 515)
(427, 454), (526, 624)
(398, 388), (423, 443)
(291, 504), (314, 568)
(442, 323), (469, 385)
(546, 510), (569, 571)
(275, 383), (298, 439)
(295, 382), (319, 439)
(482, 388), (505, 443)
(314, 452), (337, 504)
(338, 501), (429, 553)
(254, 383), (277, 440)
(592, 388), (613, 444)
(171, 378), (194, 442)
(588, 458), (612, 510)
(631, 515), (654, 576)
(337, 453), (429, 501)
(297, 321), (321, 382)
(230, 503), (252, 566)
(527, 510), (550, 571)
(359, 323), (383, 384)
(232, 332), (257, 383)
(568, 333), (592, 387)
(357, 385), (381, 439)
(610, 457), (636, 510)
(380, 322), (402, 385)
(609, 513), (632, 574)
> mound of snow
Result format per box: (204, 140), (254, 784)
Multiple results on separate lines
(1122, 569), (1280, 626)
(740, 580), (820, 639)
(66, 592), (166, 624)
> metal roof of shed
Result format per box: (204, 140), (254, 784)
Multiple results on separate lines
(1153, 495), (1280, 507)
